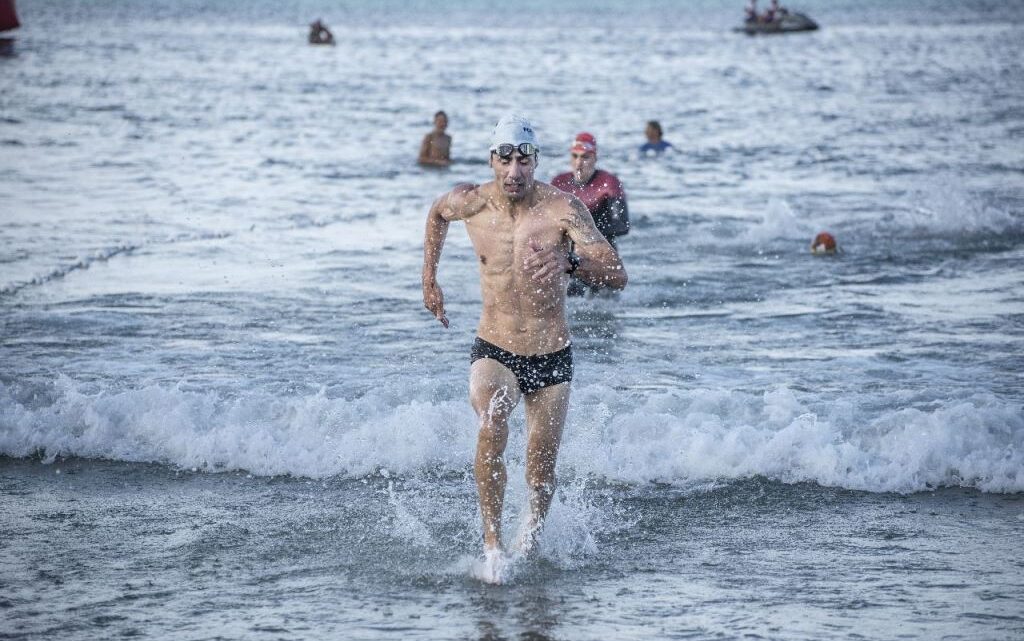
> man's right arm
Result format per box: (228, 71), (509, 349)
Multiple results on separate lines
(422, 195), (452, 327)
(422, 184), (487, 327)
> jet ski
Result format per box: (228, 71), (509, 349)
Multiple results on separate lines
(736, 11), (819, 35)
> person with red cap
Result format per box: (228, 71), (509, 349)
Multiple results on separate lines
(551, 132), (630, 296)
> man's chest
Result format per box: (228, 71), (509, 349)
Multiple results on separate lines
(465, 213), (564, 268)
(431, 135), (450, 150)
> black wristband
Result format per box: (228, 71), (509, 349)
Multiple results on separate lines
(566, 252), (581, 274)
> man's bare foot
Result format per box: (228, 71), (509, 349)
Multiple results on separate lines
(472, 547), (510, 584)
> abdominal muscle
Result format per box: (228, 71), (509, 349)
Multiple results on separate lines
(465, 198), (571, 356)
(476, 270), (571, 356)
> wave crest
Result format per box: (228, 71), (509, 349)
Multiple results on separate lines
(1, 377), (1020, 493)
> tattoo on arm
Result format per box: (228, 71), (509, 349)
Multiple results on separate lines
(562, 200), (601, 245)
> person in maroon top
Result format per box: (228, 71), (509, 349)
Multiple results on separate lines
(551, 132), (630, 295)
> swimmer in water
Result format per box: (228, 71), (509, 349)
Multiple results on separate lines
(308, 19), (334, 45)
(422, 115), (627, 576)
(551, 132), (631, 296)
(639, 120), (674, 155)
(418, 110), (452, 168)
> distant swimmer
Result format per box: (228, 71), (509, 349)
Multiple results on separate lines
(745, 0), (758, 22)
(639, 120), (674, 155)
(422, 115), (627, 581)
(551, 132), (630, 296)
(418, 110), (452, 168)
(308, 19), (335, 45)
(811, 231), (838, 254)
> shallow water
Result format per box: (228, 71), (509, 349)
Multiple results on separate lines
(3, 458), (1022, 640)
(2, 0), (1023, 638)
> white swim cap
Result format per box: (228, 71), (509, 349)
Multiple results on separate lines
(490, 114), (539, 151)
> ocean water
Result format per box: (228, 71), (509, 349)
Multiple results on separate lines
(2, 1), (1023, 639)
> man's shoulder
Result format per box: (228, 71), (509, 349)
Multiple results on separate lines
(439, 181), (496, 221)
(464, 180), (497, 200)
(536, 182), (577, 209)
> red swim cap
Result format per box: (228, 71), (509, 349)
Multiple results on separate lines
(570, 132), (597, 154)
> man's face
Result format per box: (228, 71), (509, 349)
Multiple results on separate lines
(645, 124), (659, 143)
(491, 150), (537, 201)
(434, 114), (448, 131)
(570, 151), (597, 184)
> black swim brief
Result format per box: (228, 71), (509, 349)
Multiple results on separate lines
(470, 337), (573, 395)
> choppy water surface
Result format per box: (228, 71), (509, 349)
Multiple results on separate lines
(2, 1), (1023, 639)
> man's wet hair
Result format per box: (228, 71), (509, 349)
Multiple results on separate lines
(435, 110), (447, 119)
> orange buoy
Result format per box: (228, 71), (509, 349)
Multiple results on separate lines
(811, 231), (837, 255)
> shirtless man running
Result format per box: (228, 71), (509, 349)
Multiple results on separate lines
(422, 115), (627, 572)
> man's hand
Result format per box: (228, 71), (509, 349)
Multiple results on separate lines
(423, 280), (449, 328)
(524, 239), (570, 282)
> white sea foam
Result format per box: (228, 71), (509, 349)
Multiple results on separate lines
(738, 199), (818, 245)
(386, 480), (437, 549)
(2, 377), (1019, 494)
(529, 481), (603, 566)
(903, 183), (1021, 236)
(0, 376), (477, 478)
(468, 548), (520, 585)
(711, 187), (1021, 253)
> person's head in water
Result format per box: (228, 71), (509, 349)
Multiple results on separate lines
(433, 111), (448, 133)
(489, 115), (539, 202)
(645, 121), (663, 144)
(569, 132), (598, 185)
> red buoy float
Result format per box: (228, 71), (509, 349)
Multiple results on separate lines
(811, 231), (838, 255)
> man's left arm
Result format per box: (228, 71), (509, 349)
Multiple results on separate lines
(562, 198), (627, 290)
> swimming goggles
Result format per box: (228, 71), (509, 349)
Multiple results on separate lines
(490, 142), (539, 158)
